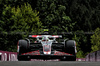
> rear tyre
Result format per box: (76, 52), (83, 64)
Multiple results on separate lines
(17, 40), (30, 61)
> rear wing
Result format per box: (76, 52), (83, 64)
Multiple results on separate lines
(29, 35), (62, 38)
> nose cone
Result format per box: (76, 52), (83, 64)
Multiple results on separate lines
(44, 52), (51, 54)
(43, 45), (51, 54)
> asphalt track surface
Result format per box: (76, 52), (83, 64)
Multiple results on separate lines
(0, 61), (100, 66)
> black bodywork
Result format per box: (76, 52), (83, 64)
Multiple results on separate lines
(17, 35), (77, 61)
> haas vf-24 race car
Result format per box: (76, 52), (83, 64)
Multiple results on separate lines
(17, 35), (77, 61)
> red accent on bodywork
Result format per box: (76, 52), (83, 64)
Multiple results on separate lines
(52, 35), (59, 38)
(54, 51), (72, 56)
(32, 35), (38, 38)
(32, 35), (41, 38)
(21, 50), (40, 55)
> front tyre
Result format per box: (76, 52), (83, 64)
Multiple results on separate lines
(65, 40), (76, 55)
(62, 40), (76, 61)
(17, 40), (30, 61)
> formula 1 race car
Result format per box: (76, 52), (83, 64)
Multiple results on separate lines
(17, 35), (77, 61)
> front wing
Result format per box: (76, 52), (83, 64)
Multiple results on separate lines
(18, 50), (75, 59)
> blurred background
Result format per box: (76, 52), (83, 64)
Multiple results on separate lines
(0, 0), (100, 58)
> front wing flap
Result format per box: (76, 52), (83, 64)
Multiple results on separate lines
(21, 50), (73, 56)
